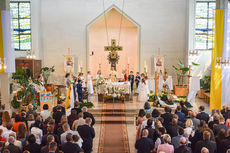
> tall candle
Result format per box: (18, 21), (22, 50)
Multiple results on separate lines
(128, 58), (130, 64)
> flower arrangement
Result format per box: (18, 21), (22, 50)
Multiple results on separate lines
(147, 91), (158, 102)
(58, 94), (66, 101)
(40, 66), (55, 85)
(96, 76), (105, 86)
(158, 91), (169, 101)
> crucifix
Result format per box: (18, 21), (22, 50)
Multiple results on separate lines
(104, 39), (123, 70)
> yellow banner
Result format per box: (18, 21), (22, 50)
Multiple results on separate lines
(0, 11), (4, 73)
(210, 9), (224, 110)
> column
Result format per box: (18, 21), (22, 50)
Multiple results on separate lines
(0, 0), (11, 110)
(216, 0), (228, 9)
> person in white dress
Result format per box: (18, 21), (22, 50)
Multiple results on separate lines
(136, 73), (145, 94)
(96, 70), (103, 80)
(87, 71), (94, 94)
(138, 78), (149, 102)
(79, 73), (86, 87)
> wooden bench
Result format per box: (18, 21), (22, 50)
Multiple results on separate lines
(203, 92), (210, 104)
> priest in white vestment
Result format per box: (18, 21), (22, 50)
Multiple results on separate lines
(108, 67), (117, 82)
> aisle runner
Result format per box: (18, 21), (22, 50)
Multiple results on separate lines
(98, 103), (130, 153)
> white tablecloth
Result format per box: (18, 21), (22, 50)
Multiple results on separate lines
(97, 81), (131, 94)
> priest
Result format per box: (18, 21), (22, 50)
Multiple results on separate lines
(108, 67), (117, 82)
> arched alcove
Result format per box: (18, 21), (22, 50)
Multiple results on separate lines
(86, 5), (140, 78)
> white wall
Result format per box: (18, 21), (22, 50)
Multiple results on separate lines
(39, 0), (188, 82)
(14, 0), (191, 84)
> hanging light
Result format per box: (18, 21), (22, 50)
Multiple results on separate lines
(26, 51), (36, 59)
(189, 50), (198, 56)
(215, 57), (230, 69)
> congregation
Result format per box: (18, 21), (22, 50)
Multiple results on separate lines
(135, 103), (230, 153)
(0, 102), (95, 153)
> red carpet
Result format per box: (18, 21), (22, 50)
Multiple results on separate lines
(98, 103), (130, 153)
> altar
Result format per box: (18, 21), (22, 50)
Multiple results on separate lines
(97, 81), (131, 102)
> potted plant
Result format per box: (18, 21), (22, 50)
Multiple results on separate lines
(172, 60), (199, 96)
(10, 66), (40, 109)
(198, 75), (211, 98)
(95, 76), (105, 102)
(40, 66), (55, 92)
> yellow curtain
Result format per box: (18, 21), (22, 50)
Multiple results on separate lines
(65, 84), (72, 110)
(0, 11), (4, 73)
(210, 9), (224, 110)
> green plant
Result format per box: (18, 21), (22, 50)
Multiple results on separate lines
(40, 66), (55, 84)
(200, 75), (211, 92)
(79, 102), (94, 108)
(147, 91), (158, 102)
(172, 60), (199, 85)
(11, 66), (40, 109)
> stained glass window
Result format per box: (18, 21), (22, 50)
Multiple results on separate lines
(195, 1), (216, 50)
(10, 2), (31, 51)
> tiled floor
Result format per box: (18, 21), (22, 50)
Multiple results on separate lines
(91, 95), (210, 153)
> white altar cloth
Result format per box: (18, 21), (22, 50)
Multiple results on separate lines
(97, 81), (131, 94)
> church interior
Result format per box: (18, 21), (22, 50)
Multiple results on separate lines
(0, 0), (230, 153)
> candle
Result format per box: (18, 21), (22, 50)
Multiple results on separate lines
(128, 58), (130, 64)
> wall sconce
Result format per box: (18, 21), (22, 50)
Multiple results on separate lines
(26, 51), (36, 59)
(215, 57), (230, 69)
(189, 50), (198, 56)
(0, 58), (7, 70)
(89, 51), (94, 56)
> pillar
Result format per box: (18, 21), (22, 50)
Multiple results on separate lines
(0, 0), (11, 110)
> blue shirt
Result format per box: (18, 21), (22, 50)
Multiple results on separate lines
(176, 112), (185, 122)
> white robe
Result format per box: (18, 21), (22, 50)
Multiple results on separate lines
(138, 82), (149, 102)
(87, 74), (94, 94)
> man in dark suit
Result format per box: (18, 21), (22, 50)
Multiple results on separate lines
(77, 80), (83, 102)
(53, 100), (66, 115)
(53, 106), (65, 126)
(194, 131), (217, 153)
(135, 72), (141, 89)
(213, 117), (229, 136)
(41, 126), (60, 147)
(174, 137), (191, 153)
(128, 71), (135, 92)
(135, 129), (154, 153)
(41, 135), (59, 153)
(5, 136), (21, 153)
(62, 133), (84, 153)
(82, 107), (95, 126)
(196, 106), (209, 123)
(48, 142), (58, 153)
(23, 134), (41, 153)
(161, 106), (173, 128)
(77, 118), (95, 153)
(223, 130), (230, 153)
